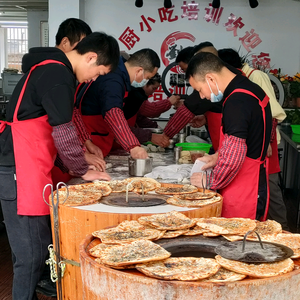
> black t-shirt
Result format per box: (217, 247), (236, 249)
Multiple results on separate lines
(0, 48), (75, 166)
(123, 88), (148, 120)
(184, 90), (223, 115)
(222, 74), (272, 160)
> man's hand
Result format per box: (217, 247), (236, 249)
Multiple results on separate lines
(267, 143), (272, 157)
(130, 146), (148, 159)
(84, 152), (106, 171)
(197, 152), (219, 170)
(190, 172), (207, 188)
(190, 115), (206, 128)
(84, 140), (104, 159)
(151, 133), (170, 148)
(81, 169), (111, 181)
(168, 95), (181, 106)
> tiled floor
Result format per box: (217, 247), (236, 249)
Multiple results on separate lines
(0, 225), (57, 300)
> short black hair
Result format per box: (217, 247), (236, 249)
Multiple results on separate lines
(127, 48), (160, 73)
(147, 73), (161, 86)
(55, 18), (92, 46)
(175, 46), (194, 64)
(192, 41), (215, 56)
(186, 52), (225, 80)
(218, 48), (242, 69)
(74, 32), (120, 71)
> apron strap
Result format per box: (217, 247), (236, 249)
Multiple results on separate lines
(75, 81), (93, 110)
(13, 60), (66, 122)
(223, 88), (268, 161)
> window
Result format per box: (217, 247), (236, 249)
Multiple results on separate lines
(6, 27), (28, 71)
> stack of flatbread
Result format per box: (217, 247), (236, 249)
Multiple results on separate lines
(92, 240), (171, 269)
(51, 181), (111, 207)
(88, 215), (299, 281)
(221, 220), (283, 242)
(138, 211), (197, 231)
(166, 190), (222, 208)
(92, 221), (165, 244)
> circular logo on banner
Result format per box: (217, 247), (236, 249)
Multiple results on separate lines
(160, 31), (196, 74)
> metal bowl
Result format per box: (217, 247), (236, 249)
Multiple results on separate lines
(128, 157), (153, 176)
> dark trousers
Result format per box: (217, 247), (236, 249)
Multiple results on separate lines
(267, 173), (289, 231)
(0, 166), (52, 300)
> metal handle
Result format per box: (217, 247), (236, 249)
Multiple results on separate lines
(126, 179), (145, 203)
(242, 230), (264, 252)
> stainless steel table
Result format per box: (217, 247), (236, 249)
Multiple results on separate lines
(280, 126), (300, 229)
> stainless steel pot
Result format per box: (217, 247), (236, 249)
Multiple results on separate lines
(128, 157), (153, 176)
(191, 129), (209, 140)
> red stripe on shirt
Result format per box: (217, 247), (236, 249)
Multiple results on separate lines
(208, 134), (247, 190)
(105, 107), (140, 152)
(139, 100), (172, 118)
(163, 105), (195, 138)
(52, 121), (88, 176)
(270, 118), (277, 143)
(72, 107), (91, 145)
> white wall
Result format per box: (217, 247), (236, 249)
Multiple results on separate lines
(27, 10), (48, 48)
(82, 0), (300, 76)
(48, 0), (81, 46)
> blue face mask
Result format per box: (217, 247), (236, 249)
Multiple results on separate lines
(131, 71), (149, 88)
(206, 79), (223, 102)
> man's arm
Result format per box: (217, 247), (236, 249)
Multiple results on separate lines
(105, 107), (148, 158)
(207, 134), (247, 189)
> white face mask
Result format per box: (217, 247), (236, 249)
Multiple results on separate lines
(131, 70), (149, 88)
(206, 79), (223, 102)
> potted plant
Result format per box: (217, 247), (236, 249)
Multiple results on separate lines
(289, 73), (300, 107)
(285, 109), (300, 134)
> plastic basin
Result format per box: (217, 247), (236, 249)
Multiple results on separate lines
(175, 143), (212, 153)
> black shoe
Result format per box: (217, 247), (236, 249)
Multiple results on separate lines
(35, 279), (57, 297)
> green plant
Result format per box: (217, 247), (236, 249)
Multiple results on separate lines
(285, 109), (300, 125)
(289, 81), (300, 98)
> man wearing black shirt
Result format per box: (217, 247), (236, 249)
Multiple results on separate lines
(0, 32), (119, 300)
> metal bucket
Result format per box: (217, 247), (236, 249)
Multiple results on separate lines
(128, 157), (153, 176)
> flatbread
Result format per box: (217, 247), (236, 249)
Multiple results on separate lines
(162, 229), (189, 239)
(202, 267), (246, 282)
(196, 217), (257, 235)
(89, 243), (115, 258)
(52, 185), (102, 207)
(246, 220), (282, 240)
(138, 211), (196, 230)
(183, 225), (210, 236)
(136, 257), (220, 281)
(222, 220), (283, 242)
(263, 233), (300, 259)
(127, 177), (161, 194)
(177, 191), (217, 200)
(91, 181), (112, 196)
(202, 232), (220, 237)
(215, 255), (294, 278)
(166, 196), (221, 208)
(92, 227), (162, 244)
(155, 184), (198, 195)
(116, 220), (146, 231)
(109, 179), (133, 193)
(97, 239), (171, 267)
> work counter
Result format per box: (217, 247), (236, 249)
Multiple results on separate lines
(279, 126), (300, 231)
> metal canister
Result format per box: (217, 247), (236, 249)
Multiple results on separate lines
(179, 133), (185, 143)
(185, 125), (191, 136)
(174, 146), (182, 164)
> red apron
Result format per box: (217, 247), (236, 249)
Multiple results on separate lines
(79, 87), (129, 157)
(247, 69), (280, 175)
(0, 60), (65, 215)
(219, 89), (269, 220)
(205, 111), (222, 152)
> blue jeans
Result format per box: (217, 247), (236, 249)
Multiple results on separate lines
(0, 166), (52, 300)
